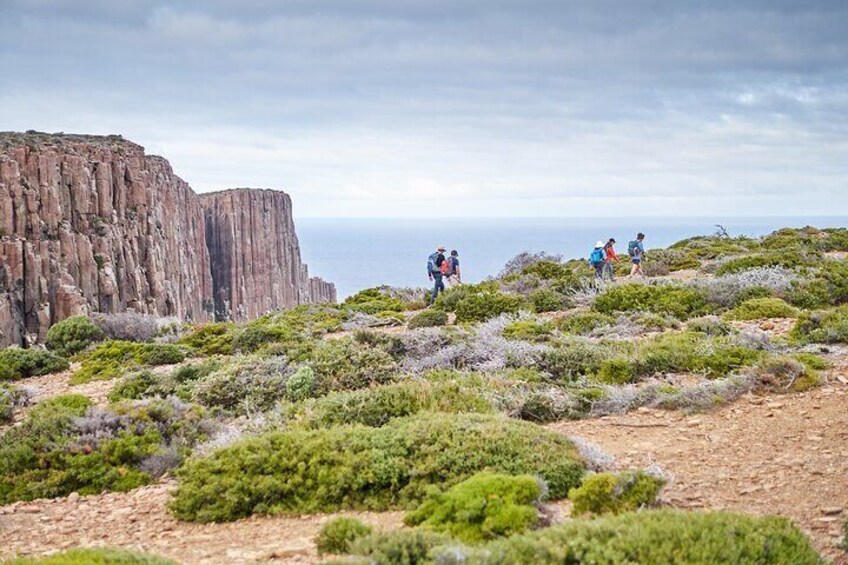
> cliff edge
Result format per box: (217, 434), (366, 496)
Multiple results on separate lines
(0, 131), (335, 346)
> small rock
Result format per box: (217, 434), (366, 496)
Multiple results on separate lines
(821, 507), (843, 516)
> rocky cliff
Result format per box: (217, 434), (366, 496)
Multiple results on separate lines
(0, 132), (335, 347)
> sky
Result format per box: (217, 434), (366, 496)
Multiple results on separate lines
(1, 0), (847, 218)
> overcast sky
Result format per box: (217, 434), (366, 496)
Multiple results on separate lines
(2, 1), (847, 217)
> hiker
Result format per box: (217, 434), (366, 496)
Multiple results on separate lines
(628, 232), (646, 277)
(444, 250), (462, 288)
(427, 246), (447, 303)
(603, 238), (619, 281)
(589, 241), (606, 279)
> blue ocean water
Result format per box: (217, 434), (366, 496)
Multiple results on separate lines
(296, 217), (848, 299)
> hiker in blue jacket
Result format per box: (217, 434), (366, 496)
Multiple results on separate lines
(589, 241), (606, 279)
(628, 233), (646, 277)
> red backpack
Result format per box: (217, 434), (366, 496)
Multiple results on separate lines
(440, 258), (451, 275)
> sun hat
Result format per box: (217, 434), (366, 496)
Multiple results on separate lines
(437, 246), (446, 251)
(595, 240), (605, 248)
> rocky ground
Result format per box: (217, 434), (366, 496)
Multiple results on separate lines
(2, 328), (848, 564)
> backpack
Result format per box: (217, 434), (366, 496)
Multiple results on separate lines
(628, 240), (641, 258)
(440, 258), (451, 275)
(427, 252), (439, 273)
(589, 248), (605, 264)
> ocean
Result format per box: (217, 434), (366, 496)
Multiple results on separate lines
(295, 217), (848, 299)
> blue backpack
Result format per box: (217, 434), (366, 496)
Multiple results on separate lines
(427, 252), (440, 273)
(628, 240), (641, 257)
(589, 248), (605, 264)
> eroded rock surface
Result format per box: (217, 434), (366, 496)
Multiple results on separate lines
(0, 132), (335, 346)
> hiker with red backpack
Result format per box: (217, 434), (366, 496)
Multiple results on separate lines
(603, 238), (619, 281)
(444, 250), (462, 288)
(427, 246), (448, 303)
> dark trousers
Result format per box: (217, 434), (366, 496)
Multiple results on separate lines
(592, 262), (605, 279)
(430, 272), (445, 303)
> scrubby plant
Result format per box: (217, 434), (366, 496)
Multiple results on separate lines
(569, 471), (665, 515)
(687, 315), (732, 336)
(45, 315), (106, 357)
(0, 397), (210, 504)
(725, 297), (798, 321)
(427, 510), (823, 564)
(72, 341), (186, 383)
(90, 312), (163, 343)
(316, 517), (374, 555)
(179, 322), (235, 356)
(344, 287), (405, 314)
(791, 305), (848, 344)
(593, 283), (708, 320)
(502, 319), (553, 342)
(191, 356), (291, 415)
(593, 358), (636, 385)
(529, 288), (571, 313)
(286, 365), (316, 401)
(755, 356), (821, 393)
(556, 311), (615, 335)
(404, 472), (543, 543)
(290, 380), (495, 428)
(537, 342), (606, 382)
(107, 370), (157, 402)
(309, 338), (397, 395)
(715, 249), (817, 276)
(634, 331), (762, 379)
(408, 309), (449, 329)
(3, 547), (179, 564)
(170, 413), (585, 522)
(454, 291), (524, 323)
(0, 347), (70, 380)
(0, 383), (28, 423)
(346, 529), (451, 564)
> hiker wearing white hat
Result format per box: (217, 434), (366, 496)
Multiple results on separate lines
(427, 246), (448, 303)
(589, 241), (607, 280)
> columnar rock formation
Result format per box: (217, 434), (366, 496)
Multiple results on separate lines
(0, 132), (335, 347)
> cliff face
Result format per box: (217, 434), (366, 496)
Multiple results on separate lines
(0, 132), (335, 346)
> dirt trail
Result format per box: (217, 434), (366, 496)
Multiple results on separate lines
(0, 481), (404, 564)
(551, 380), (848, 563)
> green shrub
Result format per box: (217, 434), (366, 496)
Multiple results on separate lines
(0, 397), (208, 504)
(791, 305), (848, 344)
(529, 288), (571, 313)
(569, 471), (665, 516)
(538, 343), (606, 382)
(346, 529), (450, 564)
(170, 413), (585, 522)
(404, 472), (542, 543)
(755, 356), (821, 393)
(107, 370), (157, 402)
(0, 347), (70, 381)
(316, 517), (374, 555)
(715, 249), (817, 276)
(556, 311), (615, 335)
(286, 365), (316, 401)
(3, 547), (179, 564)
(444, 510), (823, 564)
(408, 309), (449, 329)
(687, 316), (732, 336)
(502, 319), (553, 342)
(455, 291), (524, 323)
(725, 297), (798, 321)
(521, 260), (570, 280)
(72, 341), (185, 384)
(170, 359), (221, 384)
(45, 316), (106, 357)
(179, 323), (235, 356)
(344, 288), (405, 314)
(190, 356), (290, 414)
(594, 358), (636, 385)
(0, 383), (27, 423)
(232, 324), (286, 353)
(634, 332), (762, 379)
(292, 381), (495, 428)
(593, 283), (708, 320)
(310, 338), (397, 395)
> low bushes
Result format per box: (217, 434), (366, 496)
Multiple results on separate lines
(404, 472), (543, 543)
(537, 342), (606, 382)
(454, 291), (524, 323)
(0, 397), (210, 504)
(725, 297), (797, 321)
(45, 316), (105, 357)
(344, 288), (405, 314)
(502, 319), (553, 342)
(72, 341), (186, 383)
(529, 288), (571, 313)
(3, 548), (179, 564)
(317, 517), (374, 555)
(0, 347), (69, 381)
(190, 356), (291, 415)
(568, 471), (665, 515)
(0, 383), (27, 423)
(791, 305), (848, 344)
(593, 283), (709, 320)
(556, 312), (615, 335)
(170, 413), (585, 522)
(716, 249), (818, 276)
(309, 338), (397, 395)
(755, 356), (821, 393)
(448, 510), (822, 564)
(408, 310), (448, 329)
